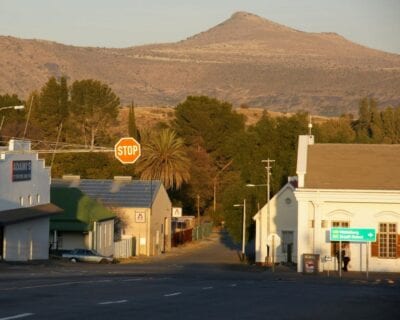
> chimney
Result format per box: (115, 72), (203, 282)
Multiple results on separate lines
(296, 135), (314, 188)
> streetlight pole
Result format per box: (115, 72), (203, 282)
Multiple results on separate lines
(213, 160), (233, 214)
(246, 183), (267, 264)
(233, 199), (246, 260)
(262, 159), (275, 264)
(0, 105), (25, 131)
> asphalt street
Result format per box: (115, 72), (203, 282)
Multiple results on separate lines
(0, 230), (399, 320)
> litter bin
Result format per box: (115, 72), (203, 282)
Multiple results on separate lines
(302, 253), (320, 274)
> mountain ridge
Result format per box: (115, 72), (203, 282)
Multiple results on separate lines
(1, 11), (399, 115)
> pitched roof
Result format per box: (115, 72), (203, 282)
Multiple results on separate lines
(51, 179), (162, 208)
(50, 187), (115, 232)
(0, 203), (62, 226)
(304, 144), (400, 190)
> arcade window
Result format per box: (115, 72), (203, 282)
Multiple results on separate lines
(379, 223), (397, 258)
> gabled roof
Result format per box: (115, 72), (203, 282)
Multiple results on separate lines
(304, 144), (400, 190)
(50, 187), (115, 232)
(253, 181), (296, 220)
(51, 179), (162, 208)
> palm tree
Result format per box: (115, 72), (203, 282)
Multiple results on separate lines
(136, 128), (190, 190)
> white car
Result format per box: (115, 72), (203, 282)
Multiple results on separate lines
(62, 249), (114, 263)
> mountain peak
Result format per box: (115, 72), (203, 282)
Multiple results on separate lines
(183, 11), (298, 45)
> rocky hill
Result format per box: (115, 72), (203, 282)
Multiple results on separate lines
(1, 11), (400, 115)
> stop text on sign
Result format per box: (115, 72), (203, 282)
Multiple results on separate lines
(114, 137), (141, 164)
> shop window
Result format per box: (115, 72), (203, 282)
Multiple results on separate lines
(378, 223), (397, 258)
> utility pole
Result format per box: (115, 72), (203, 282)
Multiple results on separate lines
(262, 159), (275, 264)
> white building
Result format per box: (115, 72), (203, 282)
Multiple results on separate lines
(295, 135), (400, 273)
(0, 140), (61, 261)
(253, 178), (298, 265)
(254, 135), (400, 273)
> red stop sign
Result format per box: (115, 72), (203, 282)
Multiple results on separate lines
(114, 137), (141, 164)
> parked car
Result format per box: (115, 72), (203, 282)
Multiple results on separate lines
(62, 249), (114, 263)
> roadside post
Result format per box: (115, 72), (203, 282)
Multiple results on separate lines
(330, 228), (376, 279)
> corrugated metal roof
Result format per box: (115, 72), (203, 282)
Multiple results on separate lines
(304, 144), (400, 190)
(51, 179), (162, 208)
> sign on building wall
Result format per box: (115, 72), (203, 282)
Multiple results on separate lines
(12, 160), (32, 182)
(135, 210), (146, 223)
(172, 207), (182, 218)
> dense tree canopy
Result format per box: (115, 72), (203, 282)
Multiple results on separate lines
(3, 78), (400, 244)
(70, 79), (120, 150)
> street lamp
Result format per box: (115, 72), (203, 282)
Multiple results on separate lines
(246, 183), (268, 265)
(233, 199), (246, 260)
(0, 105), (25, 131)
(0, 105), (24, 111)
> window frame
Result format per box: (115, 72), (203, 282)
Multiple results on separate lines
(378, 223), (397, 259)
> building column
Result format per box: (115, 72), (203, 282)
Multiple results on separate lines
(297, 200), (310, 272)
(312, 201), (323, 260)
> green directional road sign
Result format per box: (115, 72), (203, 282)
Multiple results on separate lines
(330, 228), (376, 242)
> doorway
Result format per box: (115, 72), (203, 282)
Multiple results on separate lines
(281, 231), (294, 263)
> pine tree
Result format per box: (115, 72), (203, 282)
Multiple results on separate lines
(128, 101), (139, 141)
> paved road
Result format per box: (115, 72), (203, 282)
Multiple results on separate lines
(0, 230), (399, 320)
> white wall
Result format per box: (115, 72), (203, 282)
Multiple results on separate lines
(0, 144), (50, 211)
(255, 184), (297, 264)
(295, 189), (400, 272)
(0, 140), (52, 261)
(4, 217), (50, 261)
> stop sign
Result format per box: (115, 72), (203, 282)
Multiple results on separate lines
(114, 137), (141, 164)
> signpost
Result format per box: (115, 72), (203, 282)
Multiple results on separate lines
(330, 228), (376, 242)
(330, 228), (376, 279)
(114, 137), (141, 164)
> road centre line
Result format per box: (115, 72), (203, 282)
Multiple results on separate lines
(0, 279), (114, 291)
(98, 300), (127, 305)
(122, 278), (144, 282)
(164, 292), (182, 297)
(230, 284), (237, 287)
(0, 313), (34, 320)
(202, 286), (213, 290)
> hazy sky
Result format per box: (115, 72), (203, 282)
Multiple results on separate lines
(1, 0), (399, 54)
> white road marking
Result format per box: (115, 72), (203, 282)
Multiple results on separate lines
(0, 313), (34, 320)
(0, 279), (114, 291)
(98, 300), (127, 305)
(122, 278), (144, 282)
(164, 292), (182, 297)
(202, 286), (213, 290)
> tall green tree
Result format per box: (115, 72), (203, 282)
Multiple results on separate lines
(70, 79), (120, 149)
(174, 96), (245, 164)
(0, 93), (25, 141)
(128, 102), (139, 140)
(30, 76), (69, 141)
(136, 128), (190, 190)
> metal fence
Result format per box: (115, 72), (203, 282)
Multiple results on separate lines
(192, 222), (213, 241)
(172, 222), (213, 247)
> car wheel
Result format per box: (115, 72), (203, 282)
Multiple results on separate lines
(70, 258), (77, 263)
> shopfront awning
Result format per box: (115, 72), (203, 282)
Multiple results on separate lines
(0, 203), (63, 226)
